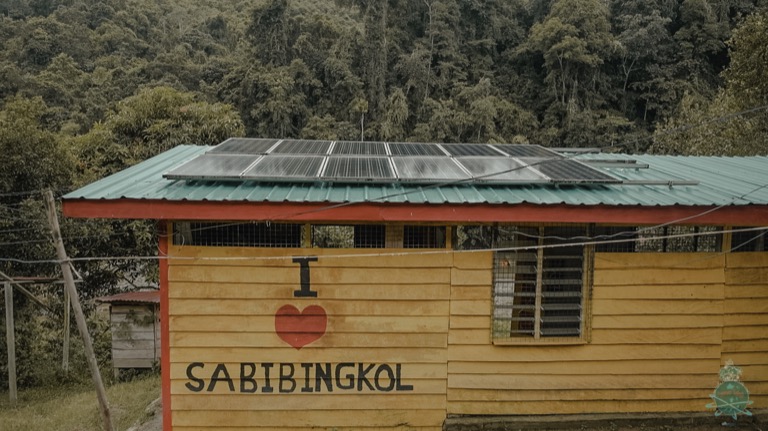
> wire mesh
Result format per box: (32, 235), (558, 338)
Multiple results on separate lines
(403, 226), (446, 248)
(634, 226), (720, 252)
(311, 225), (386, 248)
(732, 227), (768, 252)
(472, 225), (589, 340)
(173, 222), (304, 247)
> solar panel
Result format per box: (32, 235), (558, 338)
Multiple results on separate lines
(441, 144), (504, 157)
(457, 157), (547, 183)
(209, 138), (280, 155)
(165, 139), (624, 185)
(323, 157), (393, 180)
(393, 157), (470, 182)
(243, 155), (324, 179)
(522, 158), (620, 183)
(272, 140), (332, 154)
(492, 145), (560, 158)
(164, 154), (260, 179)
(389, 142), (447, 156)
(332, 141), (388, 155)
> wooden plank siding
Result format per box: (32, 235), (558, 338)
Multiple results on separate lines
(110, 304), (160, 369)
(723, 253), (768, 406)
(166, 243), (768, 429)
(167, 245), (449, 430)
(446, 252), (728, 415)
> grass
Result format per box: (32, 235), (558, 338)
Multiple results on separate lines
(0, 374), (160, 431)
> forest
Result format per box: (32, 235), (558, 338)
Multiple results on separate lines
(1, 0), (767, 388)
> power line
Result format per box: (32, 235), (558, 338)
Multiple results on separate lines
(258, 103), (768, 222)
(0, 189), (47, 198)
(1, 225), (765, 266)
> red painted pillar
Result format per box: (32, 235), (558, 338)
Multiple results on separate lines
(158, 221), (172, 431)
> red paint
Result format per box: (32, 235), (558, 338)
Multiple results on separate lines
(275, 305), (328, 350)
(61, 199), (768, 225)
(158, 224), (172, 431)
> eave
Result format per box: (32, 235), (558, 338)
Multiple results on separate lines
(61, 198), (768, 225)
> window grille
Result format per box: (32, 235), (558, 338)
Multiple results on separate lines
(311, 225), (385, 248)
(592, 225), (721, 253)
(453, 225), (496, 250)
(634, 226), (720, 252)
(732, 228), (768, 252)
(403, 226), (446, 248)
(173, 222), (303, 247)
(492, 225), (590, 341)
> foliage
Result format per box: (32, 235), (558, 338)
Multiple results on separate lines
(652, 8), (768, 155)
(0, 374), (160, 430)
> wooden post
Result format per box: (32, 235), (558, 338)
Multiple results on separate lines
(62, 288), (70, 373)
(44, 191), (114, 431)
(4, 282), (17, 406)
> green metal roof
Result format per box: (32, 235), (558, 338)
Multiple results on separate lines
(64, 145), (768, 207)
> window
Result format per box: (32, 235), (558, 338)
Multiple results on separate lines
(311, 225), (386, 248)
(173, 222), (303, 247)
(403, 226), (446, 248)
(732, 227), (768, 252)
(593, 225), (722, 253)
(492, 225), (592, 342)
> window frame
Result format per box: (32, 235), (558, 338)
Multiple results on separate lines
(491, 225), (593, 345)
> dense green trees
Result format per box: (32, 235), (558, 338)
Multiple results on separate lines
(652, 8), (768, 155)
(2, 0), (764, 150)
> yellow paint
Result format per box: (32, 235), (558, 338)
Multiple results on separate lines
(167, 244), (768, 429)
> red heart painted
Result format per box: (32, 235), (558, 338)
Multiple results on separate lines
(275, 305), (327, 350)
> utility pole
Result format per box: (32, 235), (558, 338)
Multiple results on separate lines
(44, 191), (114, 431)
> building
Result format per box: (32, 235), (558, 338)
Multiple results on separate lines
(95, 290), (161, 377)
(63, 139), (768, 431)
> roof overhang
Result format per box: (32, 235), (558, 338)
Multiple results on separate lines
(61, 198), (768, 225)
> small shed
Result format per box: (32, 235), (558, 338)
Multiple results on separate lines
(63, 139), (768, 431)
(96, 290), (160, 376)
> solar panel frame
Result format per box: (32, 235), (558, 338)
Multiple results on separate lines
(441, 143), (506, 157)
(165, 139), (626, 186)
(322, 156), (394, 181)
(242, 155), (325, 179)
(332, 141), (388, 155)
(456, 157), (549, 183)
(209, 138), (280, 155)
(393, 157), (471, 182)
(272, 140), (333, 155)
(389, 142), (448, 156)
(492, 145), (562, 158)
(521, 157), (621, 184)
(164, 154), (261, 179)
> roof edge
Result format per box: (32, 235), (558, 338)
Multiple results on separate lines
(61, 198), (768, 225)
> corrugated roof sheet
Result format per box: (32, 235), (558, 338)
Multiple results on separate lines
(63, 145), (768, 207)
(95, 290), (160, 304)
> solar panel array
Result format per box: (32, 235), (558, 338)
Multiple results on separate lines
(164, 138), (620, 185)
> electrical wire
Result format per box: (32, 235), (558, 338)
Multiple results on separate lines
(264, 103), (768, 222)
(1, 225), (766, 266)
(3, 104), (768, 264)
(0, 189), (47, 198)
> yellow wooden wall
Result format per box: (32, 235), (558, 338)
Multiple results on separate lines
(723, 253), (768, 407)
(447, 252), (734, 415)
(167, 245), (768, 429)
(167, 246), (449, 431)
